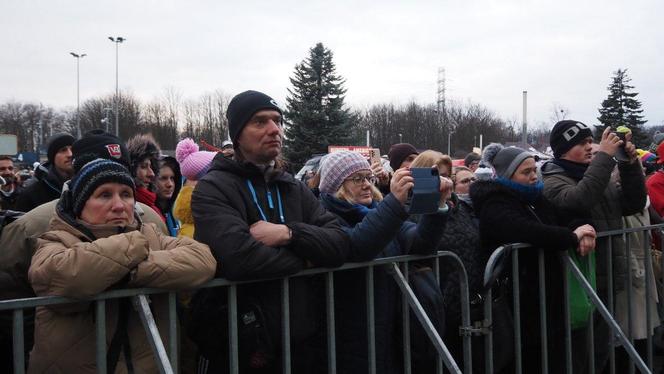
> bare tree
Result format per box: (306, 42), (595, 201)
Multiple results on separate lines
(549, 103), (571, 124)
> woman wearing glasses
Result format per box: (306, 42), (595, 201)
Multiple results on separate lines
(315, 151), (453, 374)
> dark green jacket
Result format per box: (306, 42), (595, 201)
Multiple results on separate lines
(540, 151), (647, 295)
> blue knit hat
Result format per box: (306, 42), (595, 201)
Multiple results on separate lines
(69, 158), (136, 217)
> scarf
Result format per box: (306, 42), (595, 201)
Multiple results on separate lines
(496, 177), (544, 204)
(552, 159), (589, 181)
(135, 186), (165, 222)
(320, 193), (376, 226)
(76, 219), (139, 240)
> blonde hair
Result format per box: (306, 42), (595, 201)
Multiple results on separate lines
(335, 182), (383, 205)
(411, 150), (452, 176)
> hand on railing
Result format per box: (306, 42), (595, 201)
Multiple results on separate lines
(573, 224), (596, 256)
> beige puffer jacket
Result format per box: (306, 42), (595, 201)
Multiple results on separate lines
(27, 214), (216, 373)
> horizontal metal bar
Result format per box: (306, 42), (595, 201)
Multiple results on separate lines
(594, 223), (664, 238)
(0, 252), (459, 311)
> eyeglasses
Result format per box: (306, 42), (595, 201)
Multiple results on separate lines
(457, 177), (477, 185)
(345, 174), (377, 186)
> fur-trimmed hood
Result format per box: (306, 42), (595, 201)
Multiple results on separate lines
(126, 134), (161, 170)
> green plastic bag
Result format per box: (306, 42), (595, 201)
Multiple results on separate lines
(567, 249), (596, 330)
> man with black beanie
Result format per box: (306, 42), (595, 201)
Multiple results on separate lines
(15, 132), (75, 212)
(191, 90), (349, 372)
(388, 143), (419, 172)
(540, 120), (646, 372)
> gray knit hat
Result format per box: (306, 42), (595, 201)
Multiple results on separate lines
(484, 143), (533, 179)
(319, 151), (371, 194)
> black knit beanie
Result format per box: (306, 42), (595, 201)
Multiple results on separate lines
(463, 152), (481, 167)
(226, 90), (282, 142)
(72, 129), (130, 172)
(47, 133), (76, 163)
(388, 143), (419, 171)
(550, 120), (593, 159)
(68, 158), (136, 217)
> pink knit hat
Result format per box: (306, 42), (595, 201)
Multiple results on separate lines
(175, 138), (217, 180)
(319, 151), (371, 194)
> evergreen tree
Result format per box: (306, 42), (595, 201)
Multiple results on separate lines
(597, 69), (648, 147)
(284, 42), (354, 170)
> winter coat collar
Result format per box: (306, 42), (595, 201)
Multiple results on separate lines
(35, 161), (68, 194)
(550, 159), (589, 181)
(208, 153), (297, 185)
(319, 193), (377, 226)
(469, 179), (544, 214)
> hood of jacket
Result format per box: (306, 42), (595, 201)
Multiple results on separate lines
(34, 161), (67, 194)
(540, 159), (566, 176)
(157, 155), (182, 213)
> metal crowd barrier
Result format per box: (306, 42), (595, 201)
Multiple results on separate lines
(481, 223), (664, 374)
(0, 251), (472, 374)
(3, 224), (663, 374)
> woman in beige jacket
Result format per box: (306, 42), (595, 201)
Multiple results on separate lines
(28, 157), (216, 373)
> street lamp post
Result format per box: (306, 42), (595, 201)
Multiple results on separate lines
(108, 36), (125, 137)
(70, 52), (86, 138)
(447, 131), (454, 156)
(398, 133), (403, 143)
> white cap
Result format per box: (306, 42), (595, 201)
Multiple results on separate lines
(33, 162), (40, 170)
(221, 140), (233, 148)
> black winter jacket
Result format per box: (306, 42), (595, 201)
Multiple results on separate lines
(437, 197), (485, 322)
(191, 154), (350, 372)
(14, 163), (66, 213)
(192, 154), (349, 278)
(470, 180), (584, 360)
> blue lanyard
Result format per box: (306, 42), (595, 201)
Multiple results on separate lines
(246, 180), (285, 223)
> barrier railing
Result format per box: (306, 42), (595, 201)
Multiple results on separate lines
(481, 222), (664, 374)
(2, 224), (663, 374)
(0, 251), (471, 374)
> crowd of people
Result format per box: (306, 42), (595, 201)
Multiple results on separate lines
(0, 89), (663, 373)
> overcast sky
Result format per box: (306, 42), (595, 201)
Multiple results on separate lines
(2, 0), (662, 132)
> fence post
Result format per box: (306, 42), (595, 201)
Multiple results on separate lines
(95, 300), (107, 374)
(12, 309), (25, 374)
(389, 263), (462, 373)
(563, 253), (651, 374)
(326, 272), (337, 374)
(132, 295), (174, 374)
(366, 266), (376, 374)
